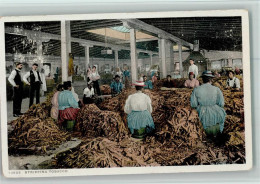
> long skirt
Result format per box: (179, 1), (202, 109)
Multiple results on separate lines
(58, 107), (80, 125)
(127, 110), (155, 135)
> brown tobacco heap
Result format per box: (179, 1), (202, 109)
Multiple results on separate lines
(8, 92), (71, 154)
(8, 76), (245, 167)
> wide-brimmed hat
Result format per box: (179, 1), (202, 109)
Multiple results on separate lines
(201, 70), (214, 77)
(132, 81), (146, 87)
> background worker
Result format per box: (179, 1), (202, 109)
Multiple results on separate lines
(184, 72), (200, 88)
(143, 75), (153, 89)
(110, 75), (123, 96)
(226, 70), (240, 91)
(188, 59), (199, 78)
(163, 75), (176, 88)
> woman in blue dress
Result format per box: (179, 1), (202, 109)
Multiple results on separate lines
(191, 70), (226, 137)
(124, 81), (155, 138)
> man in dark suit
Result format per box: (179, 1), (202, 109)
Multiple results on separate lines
(23, 63), (42, 107)
(8, 62), (24, 117)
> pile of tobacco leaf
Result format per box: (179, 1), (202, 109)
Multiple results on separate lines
(75, 104), (129, 141)
(100, 85), (111, 95)
(8, 91), (70, 155)
(54, 75), (245, 168)
(8, 77), (245, 167)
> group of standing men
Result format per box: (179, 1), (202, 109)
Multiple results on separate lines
(8, 62), (44, 117)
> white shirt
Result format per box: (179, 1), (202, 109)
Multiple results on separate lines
(40, 73), (47, 91)
(89, 71), (100, 81)
(188, 64), (199, 78)
(23, 70), (40, 84)
(226, 77), (240, 89)
(124, 91), (153, 114)
(83, 87), (95, 98)
(71, 87), (79, 102)
(8, 69), (21, 87)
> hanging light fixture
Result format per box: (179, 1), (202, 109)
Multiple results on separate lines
(101, 28), (112, 55)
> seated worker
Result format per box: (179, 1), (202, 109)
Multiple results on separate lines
(163, 75), (176, 88)
(152, 73), (158, 83)
(191, 71), (226, 141)
(68, 81), (82, 107)
(83, 82), (95, 104)
(110, 75), (123, 95)
(184, 72), (200, 88)
(226, 70), (240, 91)
(143, 75), (153, 89)
(51, 84), (63, 120)
(124, 81), (155, 139)
(58, 81), (80, 126)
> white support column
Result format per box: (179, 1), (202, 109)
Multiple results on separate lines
(36, 40), (43, 56)
(84, 45), (90, 71)
(161, 38), (167, 78)
(61, 20), (71, 82)
(114, 49), (119, 68)
(228, 58), (233, 67)
(130, 29), (137, 83)
(178, 43), (183, 77)
(169, 42), (174, 75)
(150, 53), (153, 67)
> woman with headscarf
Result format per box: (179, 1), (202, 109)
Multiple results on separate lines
(124, 81), (155, 139)
(191, 71), (226, 138)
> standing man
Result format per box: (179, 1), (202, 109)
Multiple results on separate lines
(23, 63), (42, 108)
(188, 59), (199, 78)
(8, 62), (24, 117)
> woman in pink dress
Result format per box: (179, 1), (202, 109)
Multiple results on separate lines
(51, 84), (63, 120)
(184, 72), (200, 88)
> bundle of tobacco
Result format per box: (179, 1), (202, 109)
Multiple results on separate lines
(155, 107), (205, 147)
(223, 91), (244, 116)
(55, 137), (159, 168)
(75, 104), (129, 141)
(100, 85), (111, 95)
(8, 117), (70, 155)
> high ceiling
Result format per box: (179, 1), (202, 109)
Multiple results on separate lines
(5, 17), (242, 59)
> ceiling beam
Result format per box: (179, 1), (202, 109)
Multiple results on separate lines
(5, 26), (158, 55)
(122, 19), (193, 49)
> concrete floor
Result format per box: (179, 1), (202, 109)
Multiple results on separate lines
(7, 96), (47, 123)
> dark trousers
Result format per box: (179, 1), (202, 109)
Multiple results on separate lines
(13, 85), (23, 115)
(93, 80), (101, 96)
(29, 82), (41, 108)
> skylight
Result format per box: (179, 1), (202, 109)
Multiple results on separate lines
(110, 26), (130, 33)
